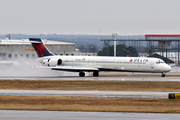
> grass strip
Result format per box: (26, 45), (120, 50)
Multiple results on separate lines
(0, 80), (180, 92)
(0, 95), (179, 113)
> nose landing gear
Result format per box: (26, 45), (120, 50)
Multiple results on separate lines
(161, 72), (166, 77)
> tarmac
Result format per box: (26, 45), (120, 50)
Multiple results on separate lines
(0, 110), (180, 120)
(0, 66), (180, 120)
(0, 75), (180, 81)
(0, 89), (172, 98)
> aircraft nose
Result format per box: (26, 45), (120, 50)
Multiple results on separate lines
(166, 65), (171, 72)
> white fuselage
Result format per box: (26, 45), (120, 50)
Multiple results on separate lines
(39, 56), (171, 73)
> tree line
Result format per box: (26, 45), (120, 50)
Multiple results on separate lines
(98, 44), (138, 57)
(78, 44), (138, 57)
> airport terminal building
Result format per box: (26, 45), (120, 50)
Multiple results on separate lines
(0, 39), (79, 60)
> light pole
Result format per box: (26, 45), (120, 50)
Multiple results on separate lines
(112, 33), (117, 57)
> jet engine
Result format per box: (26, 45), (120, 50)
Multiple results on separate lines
(41, 58), (62, 67)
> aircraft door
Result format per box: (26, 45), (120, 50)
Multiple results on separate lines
(150, 62), (154, 69)
(87, 59), (95, 66)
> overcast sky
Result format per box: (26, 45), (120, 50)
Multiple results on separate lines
(0, 0), (180, 35)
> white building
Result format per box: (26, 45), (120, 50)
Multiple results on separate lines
(0, 39), (79, 60)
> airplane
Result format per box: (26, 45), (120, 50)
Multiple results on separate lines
(29, 38), (171, 77)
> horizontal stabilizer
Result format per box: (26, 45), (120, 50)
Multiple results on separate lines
(29, 41), (41, 43)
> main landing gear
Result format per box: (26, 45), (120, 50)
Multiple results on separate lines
(79, 71), (85, 77)
(79, 71), (99, 77)
(93, 71), (99, 77)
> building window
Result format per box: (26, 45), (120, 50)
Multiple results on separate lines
(15, 54), (18, 58)
(71, 54), (74, 56)
(60, 54), (63, 56)
(32, 54), (35, 58)
(26, 54), (29, 58)
(0, 53), (5, 57)
(66, 54), (68, 56)
(9, 54), (12, 58)
(20, 54), (23, 57)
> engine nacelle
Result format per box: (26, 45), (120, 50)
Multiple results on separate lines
(41, 58), (62, 67)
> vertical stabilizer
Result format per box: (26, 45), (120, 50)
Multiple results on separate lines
(29, 38), (53, 57)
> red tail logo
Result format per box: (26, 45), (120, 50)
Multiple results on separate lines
(33, 44), (47, 57)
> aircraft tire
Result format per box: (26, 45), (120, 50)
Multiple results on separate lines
(79, 71), (85, 77)
(93, 71), (99, 77)
(161, 74), (165, 77)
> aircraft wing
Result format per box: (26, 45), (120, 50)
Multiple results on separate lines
(51, 66), (99, 72)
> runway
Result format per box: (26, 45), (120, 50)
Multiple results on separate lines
(0, 110), (180, 120)
(0, 89), (172, 98)
(0, 64), (179, 81)
(0, 75), (180, 81)
(0, 72), (179, 119)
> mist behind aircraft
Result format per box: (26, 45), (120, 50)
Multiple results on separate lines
(0, 59), (79, 77)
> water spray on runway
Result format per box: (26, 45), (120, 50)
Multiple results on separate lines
(0, 58), (79, 77)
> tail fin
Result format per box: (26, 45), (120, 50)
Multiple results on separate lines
(29, 38), (53, 57)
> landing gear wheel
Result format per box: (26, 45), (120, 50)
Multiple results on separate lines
(79, 71), (85, 77)
(161, 74), (165, 77)
(93, 71), (99, 77)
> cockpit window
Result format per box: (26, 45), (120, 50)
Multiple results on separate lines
(156, 60), (165, 64)
(156, 60), (160, 64)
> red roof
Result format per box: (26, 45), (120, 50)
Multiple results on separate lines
(145, 34), (180, 37)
